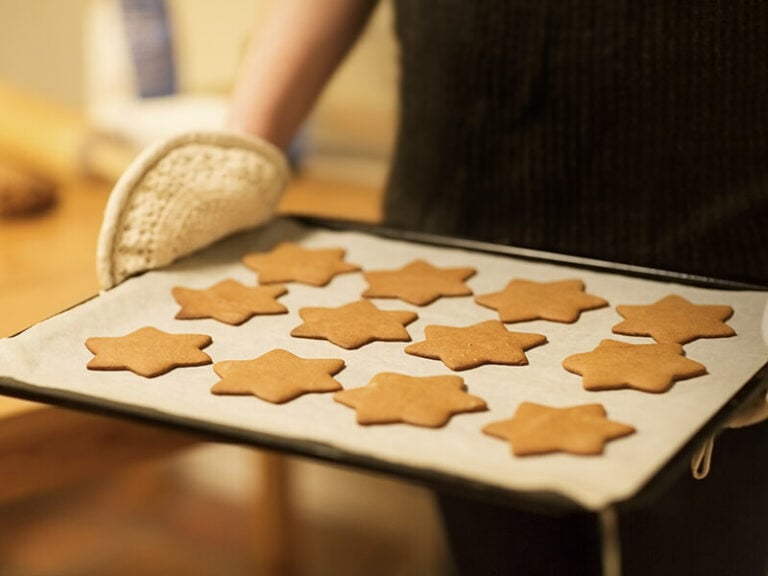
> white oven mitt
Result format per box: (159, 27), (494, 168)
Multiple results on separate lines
(97, 131), (289, 290)
(726, 389), (768, 429)
(692, 388), (768, 479)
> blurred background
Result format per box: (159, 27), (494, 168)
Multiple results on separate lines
(0, 0), (397, 184)
(0, 1), (452, 574)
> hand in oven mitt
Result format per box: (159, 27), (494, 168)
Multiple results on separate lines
(96, 131), (289, 290)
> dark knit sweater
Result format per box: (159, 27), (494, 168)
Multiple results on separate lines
(385, 1), (768, 285)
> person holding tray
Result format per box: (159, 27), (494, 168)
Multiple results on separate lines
(100, 1), (768, 575)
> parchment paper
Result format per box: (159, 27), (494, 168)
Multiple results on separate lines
(1, 218), (766, 510)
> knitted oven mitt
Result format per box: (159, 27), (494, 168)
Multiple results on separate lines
(97, 131), (289, 290)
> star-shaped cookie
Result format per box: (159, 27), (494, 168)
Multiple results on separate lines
(361, 259), (476, 305)
(242, 242), (360, 286)
(612, 294), (735, 344)
(475, 278), (608, 323)
(404, 320), (547, 370)
(85, 326), (212, 377)
(334, 372), (487, 427)
(172, 279), (288, 325)
(211, 349), (345, 403)
(562, 339), (707, 393)
(291, 300), (418, 349)
(483, 402), (636, 456)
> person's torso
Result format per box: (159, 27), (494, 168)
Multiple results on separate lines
(386, 0), (768, 284)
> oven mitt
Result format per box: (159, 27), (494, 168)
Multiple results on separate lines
(726, 390), (768, 428)
(97, 131), (289, 290)
(692, 389), (768, 479)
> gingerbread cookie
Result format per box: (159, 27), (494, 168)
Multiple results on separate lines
(405, 320), (547, 371)
(212, 349), (345, 403)
(362, 259), (476, 305)
(475, 278), (608, 323)
(172, 279), (287, 325)
(334, 372), (487, 427)
(291, 300), (417, 349)
(612, 294), (735, 344)
(562, 339), (707, 393)
(85, 326), (212, 377)
(483, 401), (635, 456)
(242, 242), (360, 286)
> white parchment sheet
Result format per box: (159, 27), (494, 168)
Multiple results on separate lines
(2, 219), (767, 509)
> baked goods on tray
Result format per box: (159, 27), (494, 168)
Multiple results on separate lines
(3, 220), (756, 509)
(85, 242), (737, 461)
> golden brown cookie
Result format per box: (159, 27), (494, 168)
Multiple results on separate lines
(475, 278), (608, 323)
(172, 279), (288, 325)
(562, 339), (707, 393)
(85, 326), (212, 377)
(291, 300), (418, 349)
(483, 401), (636, 456)
(212, 349), (345, 403)
(362, 259), (476, 305)
(612, 294), (736, 344)
(334, 372), (488, 427)
(405, 320), (547, 371)
(242, 242), (360, 286)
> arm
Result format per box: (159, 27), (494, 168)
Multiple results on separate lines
(99, 1), (378, 287)
(227, 0), (380, 149)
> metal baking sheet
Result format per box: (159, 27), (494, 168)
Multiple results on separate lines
(1, 218), (766, 511)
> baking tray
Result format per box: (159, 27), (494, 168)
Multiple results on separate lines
(1, 217), (766, 513)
